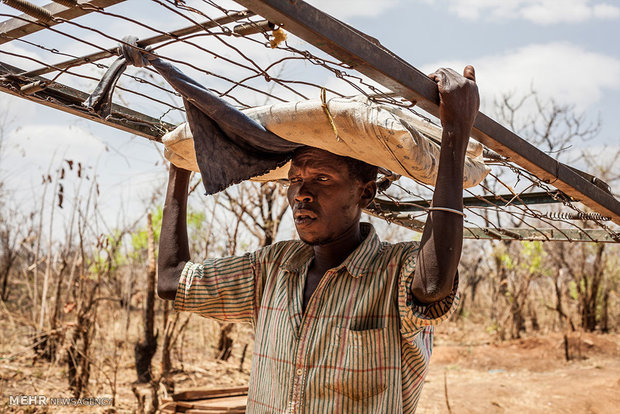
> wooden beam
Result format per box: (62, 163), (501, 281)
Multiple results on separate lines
(0, 0), (127, 44)
(232, 0), (620, 227)
(173, 386), (249, 402)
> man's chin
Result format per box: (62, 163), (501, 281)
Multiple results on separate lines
(297, 231), (334, 246)
(296, 228), (324, 246)
(298, 233), (321, 246)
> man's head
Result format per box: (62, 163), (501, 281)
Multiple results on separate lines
(287, 147), (378, 245)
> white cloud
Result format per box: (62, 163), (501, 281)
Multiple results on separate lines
(422, 42), (620, 111)
(421, 0), (620, 24)
(593, 3), (620, 19)
(5, 123), (107, 172)
(0, 94), (36, 125)
(1, 115), (164, 231)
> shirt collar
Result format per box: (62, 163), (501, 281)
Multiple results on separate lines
(282, 222), (382, 278)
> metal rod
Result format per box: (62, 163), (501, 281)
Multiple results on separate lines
(462, 227), (620, 243)
(51, 0), (78, 7)
(0, 0), (127, 44)
(233, 0), (620, 226)
(365, 208), (620, 242)
(233, 19), (273, 36)
(19, 10), (255, 78)
(1, 61), (174, 140)
(372, 191), (568, 212)
(1, 0), (54, 23)
(365, 207), (620, 242)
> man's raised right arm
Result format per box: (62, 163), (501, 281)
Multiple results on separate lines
(157, 164), (192, 300)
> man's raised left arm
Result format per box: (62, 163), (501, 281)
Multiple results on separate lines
(411, 65), (480, 304)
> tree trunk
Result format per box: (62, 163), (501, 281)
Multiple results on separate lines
(601, 291), (609, 333)
(135, 213), (158, 383)
(67, 301), (97, 398)
(510, 300), (524, 339)
(218, 323), (235, 361)
(0, 254), (16, 301)
(529, 303), (540, 332)
(580, 244), (605, 332)
(160, 300), (174, 393)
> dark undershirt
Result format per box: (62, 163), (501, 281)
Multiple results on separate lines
(301, 263), (324, 313)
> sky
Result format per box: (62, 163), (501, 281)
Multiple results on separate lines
(0, 0), (619, 239)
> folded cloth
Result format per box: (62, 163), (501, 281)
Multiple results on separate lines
(84, 37), (301, 195)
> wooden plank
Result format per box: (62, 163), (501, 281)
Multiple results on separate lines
(176, 396), (246, 407)
(0, 0), (127, 44)
(173, 386), (249, 402)
(232, 0), (620, 227)
(183, 410), (245, 413)
(175, 396), (247, 413)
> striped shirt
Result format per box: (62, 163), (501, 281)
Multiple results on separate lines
(174, 223), (459, 413)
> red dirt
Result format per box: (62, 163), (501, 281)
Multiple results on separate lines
(418, 330), (620, 413)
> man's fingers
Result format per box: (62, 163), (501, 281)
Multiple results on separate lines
(428, 69), (446, 84)
(463, 65), (476, 82)
(432, 66), (476, 83)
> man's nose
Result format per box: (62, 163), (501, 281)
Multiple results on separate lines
(294, 184), (314, 203)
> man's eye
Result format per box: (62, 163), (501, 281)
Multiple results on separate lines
(289, 177), (301, 184)
(317, 176), (329, 181)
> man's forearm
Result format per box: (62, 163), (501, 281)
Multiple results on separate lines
(157, 165), (192, 300)
(412, 66), (478, 305)
(412, 126), (466, 304)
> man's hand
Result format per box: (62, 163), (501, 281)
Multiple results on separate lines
(429, 65), (480, 142)
(412, 65), (479, 304)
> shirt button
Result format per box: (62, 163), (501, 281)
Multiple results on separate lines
(296, 368), (303, 376)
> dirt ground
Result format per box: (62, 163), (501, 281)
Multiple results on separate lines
(418, 323), (620, 414)
(1, 316), (619, 413)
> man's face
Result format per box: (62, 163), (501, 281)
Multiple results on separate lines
(287, 148), (372, 245)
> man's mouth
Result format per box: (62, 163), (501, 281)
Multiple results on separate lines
(294, 208), (318, 225)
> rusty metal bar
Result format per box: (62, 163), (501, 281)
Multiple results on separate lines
(462, 226), (620, 243)
(372, 191), (566, 211)
(232, 0), (620, 226)
(0, 0), (127, 44)
(0, 61), (173, 140)
(365, 209), (620, 243)
(19, 10), (255, 78)
(1, 0), (54, 23)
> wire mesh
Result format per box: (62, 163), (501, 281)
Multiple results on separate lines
(1, 0), (619, 242)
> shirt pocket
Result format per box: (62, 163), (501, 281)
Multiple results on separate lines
(325, 327), (389, 401)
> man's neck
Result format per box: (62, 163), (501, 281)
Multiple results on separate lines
(311, 222), (364, 273)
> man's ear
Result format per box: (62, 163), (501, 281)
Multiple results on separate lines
(359, 180), (377, 209)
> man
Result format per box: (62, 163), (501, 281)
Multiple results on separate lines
(158, 65), (479, 413)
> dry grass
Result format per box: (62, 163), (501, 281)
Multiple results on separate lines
(1, 303), (619, 413)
